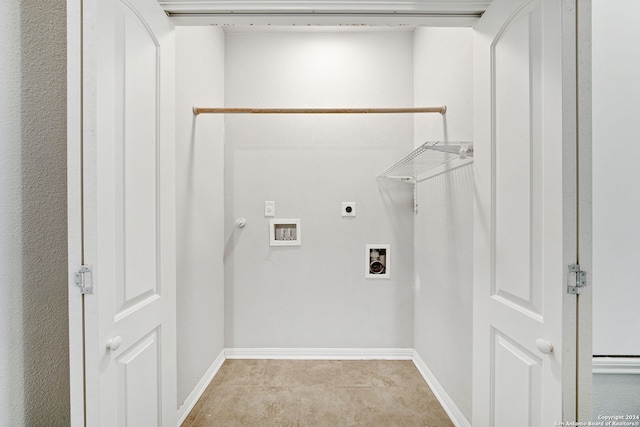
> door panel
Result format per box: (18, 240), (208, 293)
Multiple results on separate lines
(115, 1), (160, 310)
(493, 1), (543, 319)
(82, 0), (175, 425)
(493, 329), (542, 427)
(116, 331), (160, 426)
(474, 0), (576, 425)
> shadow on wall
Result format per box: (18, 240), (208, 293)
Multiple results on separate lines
(17, 0), (70, 424)
(376, 179), (415, 300)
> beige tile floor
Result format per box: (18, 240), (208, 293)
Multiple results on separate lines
(182, 359), (454, 427)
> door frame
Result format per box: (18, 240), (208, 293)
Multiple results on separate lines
(66, 0), (593, 424)
(576, 0), (593, 421)
(67, 0), (86, 424)
(558, 0), (593, 421)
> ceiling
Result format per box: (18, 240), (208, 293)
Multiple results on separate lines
(159, 1), (492, 27)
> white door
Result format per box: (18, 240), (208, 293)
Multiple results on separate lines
(473, 0), (579, 425)
(80, 0), (176, 424)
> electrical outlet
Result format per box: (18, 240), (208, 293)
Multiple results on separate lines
(342, 202), (356, 217)
(265, 201), (275, 217)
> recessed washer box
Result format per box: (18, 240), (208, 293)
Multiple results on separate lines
(269, 219), (301, 246)
(366, 244), (390, 279)
(342, 202), (356, 217)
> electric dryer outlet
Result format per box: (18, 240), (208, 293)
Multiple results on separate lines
(342, 202), (356, 217)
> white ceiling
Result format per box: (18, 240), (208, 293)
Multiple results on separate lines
(160, 1), (492, 27)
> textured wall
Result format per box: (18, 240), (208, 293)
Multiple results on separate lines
(412, 27), (474, 422)
(593, 373), (640, 420)
(0, 0), (70, 425)
(175, 26), (226, 408)
(224, 30), (415, 349)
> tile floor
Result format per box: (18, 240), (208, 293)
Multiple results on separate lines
(181, 359), (454, 427)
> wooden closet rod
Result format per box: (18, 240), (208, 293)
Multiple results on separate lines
(193, 106), (447, 115)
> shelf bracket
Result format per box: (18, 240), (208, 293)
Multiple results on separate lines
(413, 178), (418, 214)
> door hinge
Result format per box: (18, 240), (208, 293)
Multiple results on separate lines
(567, 264), (587, 295)
(74, 265), (93, 294)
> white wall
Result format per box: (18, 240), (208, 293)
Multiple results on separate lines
(592, 0), (640, 357)
(412, 27), (474, 422)
(0, 0), (70, 424)
(592, 0), (640, 418)
(175, 27), (226, 407)
(223, 29), (415, 349)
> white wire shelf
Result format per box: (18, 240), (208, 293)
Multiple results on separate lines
(377, 141), (473, 183)
(377, 141), (473, 214)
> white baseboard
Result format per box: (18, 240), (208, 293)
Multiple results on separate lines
(411, 350), (471, 427)
(224, 347), (414, 360)
(593, 357), (640, 375)
(177, 349), (226, 426)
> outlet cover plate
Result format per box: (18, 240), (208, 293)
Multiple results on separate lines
(265, 201), (275, 217)
(342, 202), (356, 217)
